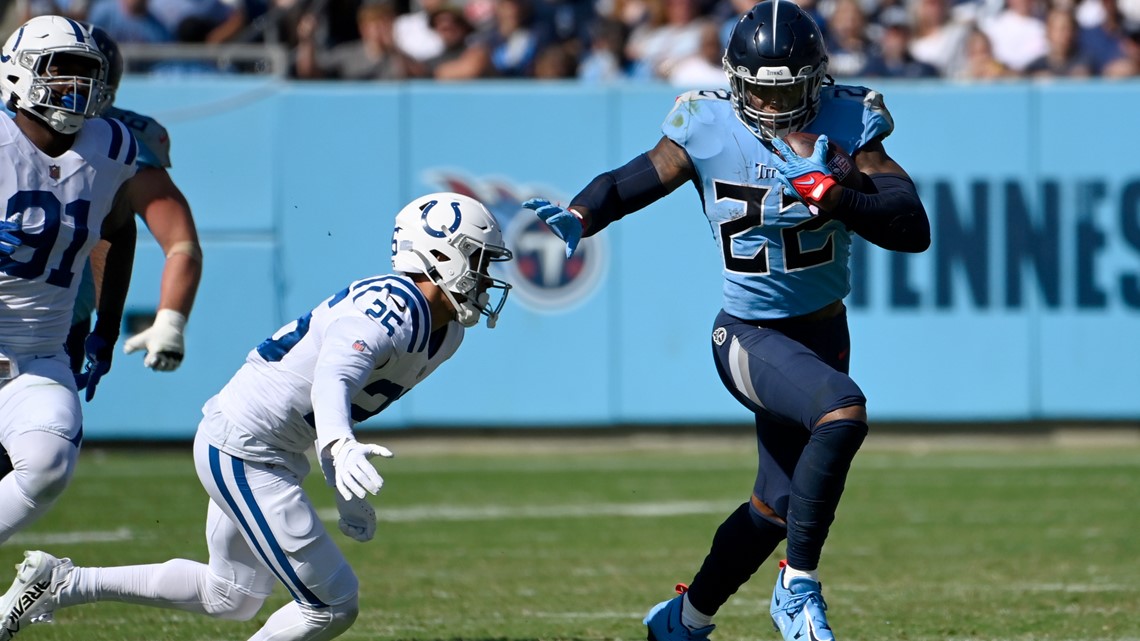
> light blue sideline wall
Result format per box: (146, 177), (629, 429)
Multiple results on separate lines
(83, 78), (1140, 439)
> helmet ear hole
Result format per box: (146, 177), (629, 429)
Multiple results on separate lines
(430, 249), (451, 263)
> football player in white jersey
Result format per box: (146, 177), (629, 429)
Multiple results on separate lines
(526, 2), (929, 641)
(0, 192), (513, 641)
(0, 16), (139, 549)
(66, 25), (201, 375)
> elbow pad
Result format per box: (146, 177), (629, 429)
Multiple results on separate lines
(572, 153), (668, 236)
(835, 174), (930, 252)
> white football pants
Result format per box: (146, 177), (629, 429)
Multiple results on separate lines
(54, 429), (360, 640)
(0, 351), (81, 544)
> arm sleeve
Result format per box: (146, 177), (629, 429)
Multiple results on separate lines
(833, 173), (930, 253)
(311, 315), (394, 456)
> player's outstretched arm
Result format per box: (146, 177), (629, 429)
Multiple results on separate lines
(121, 166), (202, 372)
(76, 193), (137, 401)
(524, 136), (694, 257)
(830, 139), (930, 253)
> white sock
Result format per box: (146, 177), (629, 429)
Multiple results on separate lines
(782, 565), (820, 588)
(681, 593), (713, 629)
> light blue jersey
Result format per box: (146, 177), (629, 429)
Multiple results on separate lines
(662, 85), (893, 320)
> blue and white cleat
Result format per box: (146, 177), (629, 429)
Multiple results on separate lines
(644, 583), (715, 641)
(770, 562), (835, 641)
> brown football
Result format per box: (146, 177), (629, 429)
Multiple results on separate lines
(780, 132), (863, 190)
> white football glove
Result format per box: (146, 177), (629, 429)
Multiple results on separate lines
(335, 493), (377, 542)
(123, 309), (187, 372)
(330, 438), (394, 501)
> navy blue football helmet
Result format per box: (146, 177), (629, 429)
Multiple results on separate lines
(85, 24), (122, 116)
(723, 0), (829, 140)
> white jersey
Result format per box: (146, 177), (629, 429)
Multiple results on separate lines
(204, 274), (464, 469)
(0, 116), (138, 353)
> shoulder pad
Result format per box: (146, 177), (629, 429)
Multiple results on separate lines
(106, 106), (172, 168)
(662, 89), (735, 158)
(674, 88), (732, 104)
(94, 117), (140, 166)
(812, 84), (894, 152)
(350, 275), (433, 355)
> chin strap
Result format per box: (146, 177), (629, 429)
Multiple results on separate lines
(418, 255), (478, 328)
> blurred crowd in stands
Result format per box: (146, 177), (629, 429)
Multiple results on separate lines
(7, 0), (1140, 80)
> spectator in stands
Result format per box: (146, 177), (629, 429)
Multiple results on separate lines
(1077, 0), (1132, 73)
(909, 0), (971, 76)
(578, 16), (631, 81)
(295, 0), (408, 79)
(149, 15), (231, 72)
(21, 0), (90, 21)
(147, 0), (233, 38)
(825, 0), (873, 76)
(478, 0), (540, 77)
(88, 0), (173, 43)
(626, 0), (705, 80)
(533, 42), (579, 76)
(666, 18), (727, 86)
(863, 12), (941, 77)
(1025, 5), (1095, 76)
(204, 0), (270, 43)
(394, 0), (446, 62)
(956, 24), (1015, 78)
(611, 0), (652, 35)
(719, 0), (756, 48)
(531, 0), (597, 59)
(1102, 17), (1140, 73)
(422, 5), (487, 78)
(980, 0), (1048, 72)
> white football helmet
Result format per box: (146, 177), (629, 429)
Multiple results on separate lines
(392, 192), (513, 328)
(1, 16), (107, 135)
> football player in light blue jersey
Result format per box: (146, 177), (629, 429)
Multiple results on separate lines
(66, 25), (201, 376)
(0, 16), (138, 553)
(0, 193), (512, 641)
(527, 2), (930, 641)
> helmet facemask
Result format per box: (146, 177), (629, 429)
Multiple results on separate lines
(22, 50), (106, 134)
(429, 233), (512, 329)
(724, 58), (827, 140)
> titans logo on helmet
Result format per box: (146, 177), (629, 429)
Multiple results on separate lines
(424, 171), (607, 312)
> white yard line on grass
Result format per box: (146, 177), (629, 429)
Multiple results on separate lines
(3, 527), (134, 546)
(319, 499), (742, 523)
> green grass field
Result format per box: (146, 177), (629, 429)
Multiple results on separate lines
(4, 432), (1139, 641)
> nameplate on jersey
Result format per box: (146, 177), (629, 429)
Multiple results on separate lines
(0, 350), (17, 381)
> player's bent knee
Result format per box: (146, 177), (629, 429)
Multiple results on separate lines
(749, 495), (788, 528)
(817, 404), (867, 426)
(14, 441), (78, 502)
(326, 597), (359, 636)
(203, 573), (268, 621)
(210, 590), (266, 622)
(296, 595), (359, 639)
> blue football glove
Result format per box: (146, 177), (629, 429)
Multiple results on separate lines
(74, 333), (114, 402)
(522, 198), (583, 258)
(0, 214), (23, 256)
(770, 135), (838, 209)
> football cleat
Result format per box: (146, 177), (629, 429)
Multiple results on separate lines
(644, 583), (715, 641)
(770, 562), (834, 641)
(0, 551), (69, 641)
